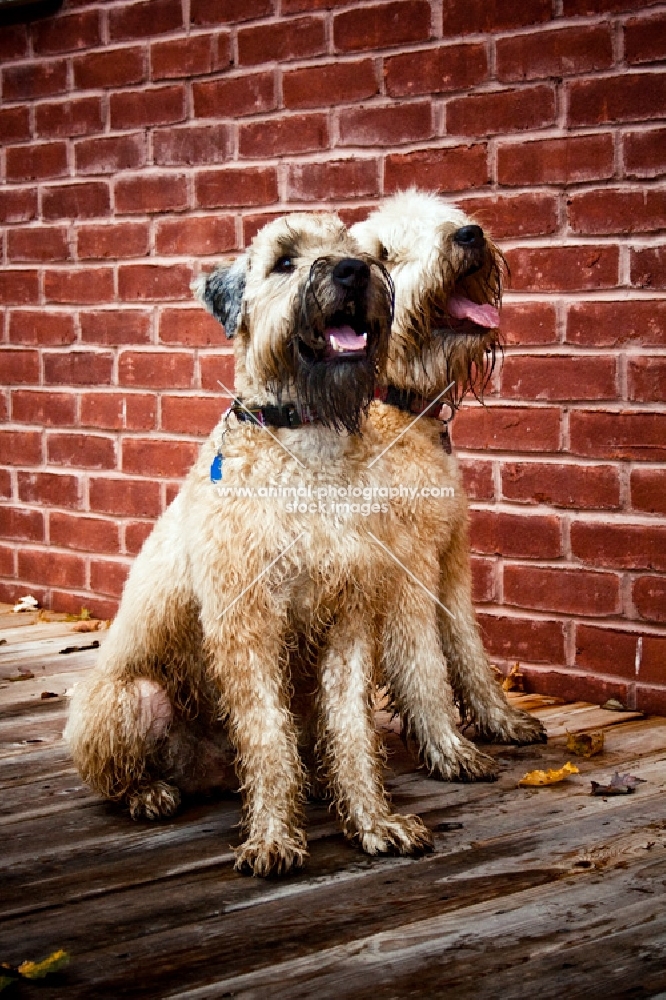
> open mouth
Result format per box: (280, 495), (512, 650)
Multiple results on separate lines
(447, 291), (500, 330)
(298, 308), (370, 362)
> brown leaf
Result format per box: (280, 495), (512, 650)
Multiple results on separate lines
(71, 620), (102, 633)
(502, 662), (525, 692)
(7, 670), (34, 682)
(591, 771), (647, 796)
(59, 640), (100, 655)
(566, 730), (605, 758)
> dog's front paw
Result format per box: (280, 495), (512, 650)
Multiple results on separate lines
(479, 708), (547, 746)
(358, 813), (434, 856)
(234, 832), (308, 877)
(128, 781), (181, 820)
(427, 738), (499, 782)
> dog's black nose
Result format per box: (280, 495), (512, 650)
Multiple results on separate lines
(453, 225), (485, 249)
(333, 258), (370, 291)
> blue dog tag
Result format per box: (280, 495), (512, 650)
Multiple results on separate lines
(210, 453), (223, 482)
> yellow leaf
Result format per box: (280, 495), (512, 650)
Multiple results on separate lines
(566, 730), (604, 758)
(18, 950), (70, 979)
(519, 761), (579, 787)
(502, 662), (524, 693)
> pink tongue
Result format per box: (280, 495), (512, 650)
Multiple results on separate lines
(448, 294), (500, 328)
(325, 324), (367, 351)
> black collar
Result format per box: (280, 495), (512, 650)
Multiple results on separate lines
(231, 400), (319, 429)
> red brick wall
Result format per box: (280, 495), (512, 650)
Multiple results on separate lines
(1, 0), (665, 711)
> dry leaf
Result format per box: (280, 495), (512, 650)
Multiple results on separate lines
(591, 772), (647, 796)
(59, 640), (100, 655)
(18, 950), (69, 979)
(40, 691), (59, 700)
(502, 662), (525, 693)
(72, 620), (102, 633)
(7, 670), (34, 683)
(519, 761), (579, 787)
(65, 607), (91, 622)
(566, 730), (605, 758)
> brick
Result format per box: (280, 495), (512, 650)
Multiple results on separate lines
(0, 429), (42, 466)
(154, 216), (237, 256)
(624, 128), (666, 179)
(17, 471), (81, 509)
(196, 167), (278, 209)
(502, 461), (621, 510)
(0, 189), (38, 225)
(452, 405), (561, 453)
(504, 564), (620, 616)
(118, 351), (194, 389)
(283, 0), (355, 13)
(80, 309), (152, 346)
(0, 106), (30, 143)
(50, 589), (119, 619)
(9, 311), (76, 347)
(497, 25), (612, 82)
(568, 72), (666, 126)
(631, 246), (666, 289)
(199, 353), (236, 392)
(73, 47), (145, 90)
(477, 612), (565, 663)
(5, 142), (68, 181)
(566, 300), (666, 347)
(80, 392), (156, 431)
(117, 264), (193, 301)
(238, 16), (325, 65)
(44, 351), (113, 388)
(523, 668), (629, 708)
(0, 271), (39, 306)
(497, 134), (614, 187)
(122, 437), (199, 478)
(447, 85), (556, 137)
(459, 193), (557, 239)
(19, 548), (86, 589)
(385, 42), (487, 98)
(641, 633), (666, 681)
(3, 61), (68, 100)
(161, 395), (226, 435)
(571, 521), (666, 572)
(634, 576), (666, 625)
(570, 410), (666, 461)
(110, 86), (185, 129)
(89, 476), (161, 517)
(7, 227), (70, 263)
(384, 144), (488, 193)
(12, 390), (76, 426)
(125, 520), (155, 555)
(442, 0), (550, 36)
(458, 458), (494, 501)
(334, 2), (431, 52)
(43, 182), (111, 221)
(574, 624), (641, 679)
(287, 158), (379, 203)
(32, 10), (101, 54)
(151, 33), (230, 81)
(563, 0), (661, 14)
(190, 0), (273, 25)
(625, 12), (666, 66)
(89, 558), (131, 598)
(0, 471), (11, 501)
(0, 506), (44, 542)
(109, 0), (183, 41)
(338, 102), (432, 147)
(636, 684), (666, 716)
(500, 354), (617, 402)
(240, 113), (329, 158)
(47, 432), (116, 469)
(44, 268), (114, 304)
(34, 97), (103, 139)
(500, 302), (557, 347)
(506, 246), (619, 292)
(568, 189), (666, 236)
(0, 545), (15, 577)
(77, 222), (150, 260)
(470, 556), (495, 603)
(193, 72), (276, 119)
(242, 212), (284, 245)
(75, 134), (147, 175)
(469, 510), (561, 559)
(50, 511), (119, 554)
(0, 349), (39, 385)
(0, 25), (28, 61)
(628, 356), (666, 403)
(153, 124), (232, 166)
(284, 60), (378, 110)
(115, 174), (188, 215)
(631, 468), (666, 516)
(0, 583), (49, 608)
(159, 307), (228, 346)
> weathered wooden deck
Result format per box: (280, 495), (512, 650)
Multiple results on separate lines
(1, 604), (665, 999)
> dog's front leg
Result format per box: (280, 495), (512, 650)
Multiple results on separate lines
(319, 594), (433, 856)
(202, 604), (307, 877)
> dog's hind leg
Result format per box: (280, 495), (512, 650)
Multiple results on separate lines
(319, 589), (433, 856)
(382, 575), (499, 781)
(438, 527), (547, 745)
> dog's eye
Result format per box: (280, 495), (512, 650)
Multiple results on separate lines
(378, 243), (389, 262)
(273, 255), (296, 274)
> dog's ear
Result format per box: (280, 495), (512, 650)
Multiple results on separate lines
(192, 256), (246, 338)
